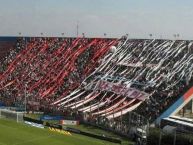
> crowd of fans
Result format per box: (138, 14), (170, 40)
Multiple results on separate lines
(55, 38), (193, 124)
(0, 37), (117, 110)
(1, 36), (193, 127)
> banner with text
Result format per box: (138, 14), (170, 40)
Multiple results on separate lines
(95, 80), (148, 101)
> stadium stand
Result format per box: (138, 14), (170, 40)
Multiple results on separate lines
(1, 36), (193, 134)
(54, 38), (193, 124)
(0, 37), (117, 111)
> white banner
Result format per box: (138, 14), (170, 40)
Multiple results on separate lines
(95, 80), (148, 101)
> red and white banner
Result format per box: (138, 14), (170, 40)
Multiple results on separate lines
(95, 80), (148, 101)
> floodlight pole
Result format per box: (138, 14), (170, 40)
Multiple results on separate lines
(77, 21), (79, 37)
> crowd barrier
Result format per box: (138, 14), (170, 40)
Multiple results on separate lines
(81, 120), (129, 138)
(66, 127), (121, 144)
(22, 115), (121, 143)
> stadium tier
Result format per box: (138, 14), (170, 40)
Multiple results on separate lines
(0, 37), (193, 124)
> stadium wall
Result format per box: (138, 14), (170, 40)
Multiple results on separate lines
(66, 127), (122, 144)
(155, 86), (193, 124)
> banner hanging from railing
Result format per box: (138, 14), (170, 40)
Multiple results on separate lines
(95, 80), (148, 101)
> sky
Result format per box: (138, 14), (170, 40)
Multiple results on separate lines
(0, 0), (193, 39)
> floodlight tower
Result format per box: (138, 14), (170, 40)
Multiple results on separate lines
(77, 21), (79, 37)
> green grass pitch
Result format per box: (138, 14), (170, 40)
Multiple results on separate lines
(0, 118), (132, 145)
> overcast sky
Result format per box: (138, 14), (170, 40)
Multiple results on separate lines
(0, 0), (193, 39)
